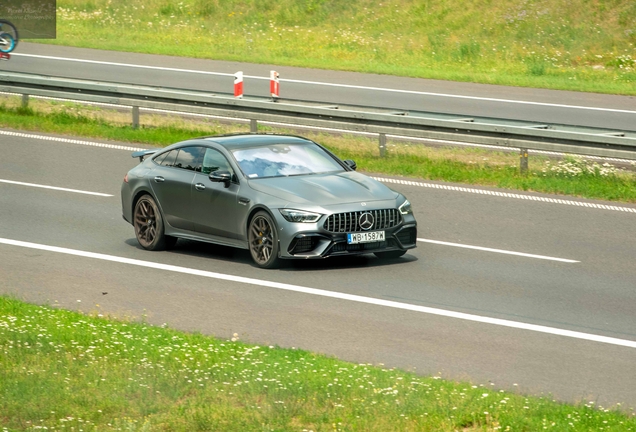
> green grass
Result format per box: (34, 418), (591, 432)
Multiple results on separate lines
(2, 98), (636, 203)
(0, 104), (217, 145)
(1, 295), (635, 431)
(25, 0), (636, 95)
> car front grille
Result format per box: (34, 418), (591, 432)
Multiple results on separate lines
(323, 209), (402, 233)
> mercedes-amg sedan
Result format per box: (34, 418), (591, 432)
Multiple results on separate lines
(121, 133), (417, 268)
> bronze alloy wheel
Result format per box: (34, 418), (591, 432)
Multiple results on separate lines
(248, 211), (280, 268)
(134, 195), (176, 251)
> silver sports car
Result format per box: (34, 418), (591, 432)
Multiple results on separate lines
(121, 133), (417, 268)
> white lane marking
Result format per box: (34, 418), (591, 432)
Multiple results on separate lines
(375, 177), (636, 214)
(1, 237), (634, 349)
(0, 129), (145, 151)
(0, 179), (113, 196)
(12, 53), (636, 115)
(11, 53), (233, 78)
(282, 79), (636, 115)
(418, 238), (578, 263)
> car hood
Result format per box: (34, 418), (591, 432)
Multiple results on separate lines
(248, 172), (397, 206)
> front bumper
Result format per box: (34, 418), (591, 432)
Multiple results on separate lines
(274, 210), (417, 259)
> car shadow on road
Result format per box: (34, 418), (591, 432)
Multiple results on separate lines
(282, 253), (418, 272)
(124, 238), (418, 271)
(125, 238), (254, 265)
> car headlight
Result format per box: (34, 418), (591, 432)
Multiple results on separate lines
(398, 200), (412, 215)
(279, 209), (323, 223)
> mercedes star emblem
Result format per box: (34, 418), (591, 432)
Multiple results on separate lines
(359, 212), (375, 230)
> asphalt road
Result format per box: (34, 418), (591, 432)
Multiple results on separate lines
(3, 42), (636, 132)
(1, 130), (635, 409)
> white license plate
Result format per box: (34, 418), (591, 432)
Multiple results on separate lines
(347, 231), (385, 244)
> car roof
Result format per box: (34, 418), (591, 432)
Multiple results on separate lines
(196, 133), (314, 150)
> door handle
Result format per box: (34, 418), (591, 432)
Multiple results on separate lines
(238, 197), (250, 205)
(154, 176), (165, 183)
(194, 183), (206, 191)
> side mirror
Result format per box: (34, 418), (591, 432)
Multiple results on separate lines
(209, 170), (232, 188)
(343, 159), (357, 171)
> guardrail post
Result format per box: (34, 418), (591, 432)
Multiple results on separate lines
(250, 119), (258, 133)
(519, 148), (528, 174)
(132, 106), (140, 129)
(21, 94), (29, 109)
(379, 133), (387, 157)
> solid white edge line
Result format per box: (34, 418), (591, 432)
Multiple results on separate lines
(1, 237), (634, 349)
(0, 179), (112, 197)
(417, 238), (579, 263)
(374, 177), (636, 214)
(12, 53), (636, 115)
(11, 53), (233, 78)
(282, 78), (636, 114)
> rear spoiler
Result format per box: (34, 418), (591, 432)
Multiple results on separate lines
(131, 149), (157, 162)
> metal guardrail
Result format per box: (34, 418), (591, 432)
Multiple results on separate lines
(1, 71), (635, 169)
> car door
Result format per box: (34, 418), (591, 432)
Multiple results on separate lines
(191, 147), (243, 239)
(150, 146), (203, 231)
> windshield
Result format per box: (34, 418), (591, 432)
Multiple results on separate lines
(232, 143), (345, 179)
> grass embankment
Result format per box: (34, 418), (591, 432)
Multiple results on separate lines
(28, 0), (636, 95)
(1, 96), (636, 203)
(1, 296), (634, 431)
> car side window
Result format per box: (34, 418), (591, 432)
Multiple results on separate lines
(155, 149), (179, 167)
(202, 148), (237, 181)
(171, 146), (205, 171)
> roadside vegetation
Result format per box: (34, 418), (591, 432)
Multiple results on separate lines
(32, 0), (636, 95)
(2, 295), (635, 431)
(1, 96), (635, 203)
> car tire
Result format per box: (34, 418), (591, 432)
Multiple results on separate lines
(374, 250), (407, 259)
(133, 194), (174, 251)
(248, 211), (280, 269)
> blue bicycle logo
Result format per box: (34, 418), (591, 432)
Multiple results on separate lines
(0, 19), (18, 59)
